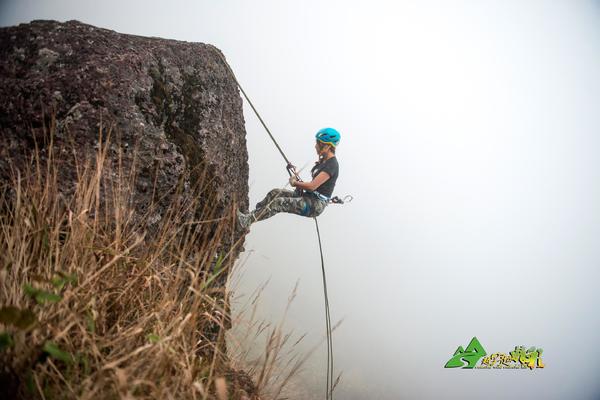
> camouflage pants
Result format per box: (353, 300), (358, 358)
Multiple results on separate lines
(250, 188), (327, 222)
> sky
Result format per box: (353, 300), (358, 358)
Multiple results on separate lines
(2, 1), (600, 399)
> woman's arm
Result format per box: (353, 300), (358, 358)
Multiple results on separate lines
(292, 171), (330, 191)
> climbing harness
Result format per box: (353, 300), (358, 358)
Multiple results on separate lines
(309, 190), (331, 203)
(308, 190), (354, 205)
(211, 46), (349, 399)
(300, 201), (312, 217)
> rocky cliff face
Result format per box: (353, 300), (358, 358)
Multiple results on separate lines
(0, 20), (255, 398)
(0, 19), (249, 241)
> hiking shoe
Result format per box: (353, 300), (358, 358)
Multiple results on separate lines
(237, 209), (252, 229)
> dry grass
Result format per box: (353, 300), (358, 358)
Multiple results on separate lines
(227, 279), (309, 399)
(227, 259), (344, 399)
(0, 121), (268, 399)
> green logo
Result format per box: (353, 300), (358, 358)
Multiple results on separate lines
(444, 337), (545, 369)
(444, 336), (486, 369)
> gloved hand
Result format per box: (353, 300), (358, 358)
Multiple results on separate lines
(289, 176), (298, 187)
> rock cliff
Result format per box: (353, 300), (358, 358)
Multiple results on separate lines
(0, 19), (249, 240)
(0, 20), (255, 399)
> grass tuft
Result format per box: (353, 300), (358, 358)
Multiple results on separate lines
(0, 120), (270, 399)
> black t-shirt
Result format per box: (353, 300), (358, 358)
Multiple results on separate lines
(310, 156), (339, 198)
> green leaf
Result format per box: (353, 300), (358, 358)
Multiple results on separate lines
(25, 370), (35, 394)
(0, 307), (37, 329)
(51, 272), (78, 290)
(64, 272), (78, 285)
(0, 332), (14, 351)
(85, 311), (95, 334)
(23, 283), (39, 298)
(214, 253), (224, 270)
(51, 276), (67, 290)
(78, 353), (90, 375)
(34, 291), (61, 304)
(14, 309), (37, 329)
(25, 284), (62, 304)
(201, 253), (227, 290)
(57, 271), (78, 285)
(0, 306), (20, 325)
(43, 341), (72, 364)
(147, 333), (160, 344)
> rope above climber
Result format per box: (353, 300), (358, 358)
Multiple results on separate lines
(237, 128), (341, 229)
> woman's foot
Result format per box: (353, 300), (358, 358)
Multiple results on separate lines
(237, 209), (253, 229)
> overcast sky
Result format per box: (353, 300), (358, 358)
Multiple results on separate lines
(2, 1), (600, 399)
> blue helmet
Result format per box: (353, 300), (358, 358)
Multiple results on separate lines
(315, 127), (341, 147)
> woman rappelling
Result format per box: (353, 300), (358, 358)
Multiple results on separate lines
(237, 127), (340, 229)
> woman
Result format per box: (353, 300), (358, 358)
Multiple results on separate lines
(237, 127), (340, 229)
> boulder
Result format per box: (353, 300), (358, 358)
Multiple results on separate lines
(0, 19), (249, 244)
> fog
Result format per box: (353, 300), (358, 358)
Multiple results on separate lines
(2, 1), (600, 398)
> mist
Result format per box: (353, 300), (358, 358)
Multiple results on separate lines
(2, 1), (600, 398)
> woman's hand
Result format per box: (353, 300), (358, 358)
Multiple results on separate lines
(293, 171), (330, 191)
(289, 176), (298, 187)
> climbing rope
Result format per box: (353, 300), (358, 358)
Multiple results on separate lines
(211, 46), (338, 399)
(314, 217), (334, 400)
(209, 45), (294, 168)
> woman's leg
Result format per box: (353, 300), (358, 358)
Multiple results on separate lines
(238, 190), (327, 228)
(252, 195), (326, 222)
(238, 188), (298, 228)
(254, 188), (298, 210)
